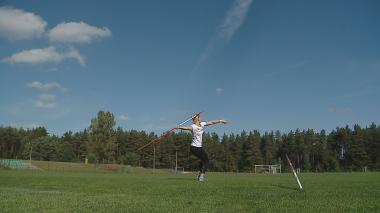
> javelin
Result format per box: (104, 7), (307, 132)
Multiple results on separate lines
(137, 111), (203, 151)
(285, 154), (303, 190)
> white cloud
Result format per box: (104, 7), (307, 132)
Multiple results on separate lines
(216, 88), (223, 96)
(2, 46), (85, 66)
(8, 123), (42, 129)
(39, 94), (56, 102)
(27, 81), (62, 90)
(219, 0), (253, 41)
(35, 101), (56, 109)
(65, 47), (85, 66)
(25, 123), (42, 129)
(34, 93), (57, 109)
(196, 0), (252, 68)
(0, 6), (47, 40)
(29, 123), (42, 128)
(118, 115), (128, 121)
(3, 46), (60, 64)
(0, 7), (110, 67)
(48, 21), (111, 44)
(35, 93), (57, 109)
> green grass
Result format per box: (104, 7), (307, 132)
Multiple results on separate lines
(29, 160), (167, 174)
(1, 169), (379, 212)
(30, 160), (125, 173)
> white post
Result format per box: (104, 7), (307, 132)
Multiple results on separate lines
(175, 151), (178, 174)
(29, 142), (32, 162)
(153, 145), (155, 171)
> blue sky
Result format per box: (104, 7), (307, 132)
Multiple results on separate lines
(1, 0), (379, 136)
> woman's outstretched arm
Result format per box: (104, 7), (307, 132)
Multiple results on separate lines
(175, 126), (192, 131)
(205, 120), (228, 126)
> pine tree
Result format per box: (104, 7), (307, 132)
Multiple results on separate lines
(349, 125), (369, 170)
(365, 123), (380, 169)
(225, 134), (238, 172)
(262, 132), (274, 164)
(221, 134), (230, 171)
(241, 131), (263, 172)
(88, 111), (117, 163)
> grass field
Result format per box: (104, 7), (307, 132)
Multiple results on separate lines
(1, 167), (380, 212)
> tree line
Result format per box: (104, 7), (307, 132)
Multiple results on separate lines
(1, 111), (379, 172)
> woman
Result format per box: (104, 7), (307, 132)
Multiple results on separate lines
(176, 113), (228, 181)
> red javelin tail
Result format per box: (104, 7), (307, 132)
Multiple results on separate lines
(137, 128), (176, 151)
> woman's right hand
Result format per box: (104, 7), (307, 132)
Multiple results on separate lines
(220, 120), (228, 124)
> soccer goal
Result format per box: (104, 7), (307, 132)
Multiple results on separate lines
(174, 166), (185, 174)
(254, 164), (281, 174)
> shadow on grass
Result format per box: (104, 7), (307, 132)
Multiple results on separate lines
(271, 184), (299, 191)
(167, 177), (197, 182)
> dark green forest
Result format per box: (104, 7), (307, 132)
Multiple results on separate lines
(1, 111), (379, 172)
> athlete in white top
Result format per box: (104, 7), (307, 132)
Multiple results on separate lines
(176, 113), (228, 181)
(190, 121), (207, 147)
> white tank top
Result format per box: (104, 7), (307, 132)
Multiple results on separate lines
(191, 122), (206, 147)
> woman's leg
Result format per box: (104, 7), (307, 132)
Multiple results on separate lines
(199, 148), (209, 174)
(190, 146), (209, 180)
(190, 146), (203, 175)
(198, 161), (203, 175)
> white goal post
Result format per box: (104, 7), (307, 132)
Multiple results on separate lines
(174, 166), (185, 174)
(254, 164), (282, 174)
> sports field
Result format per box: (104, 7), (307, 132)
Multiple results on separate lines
(1, 168), (379, 212)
